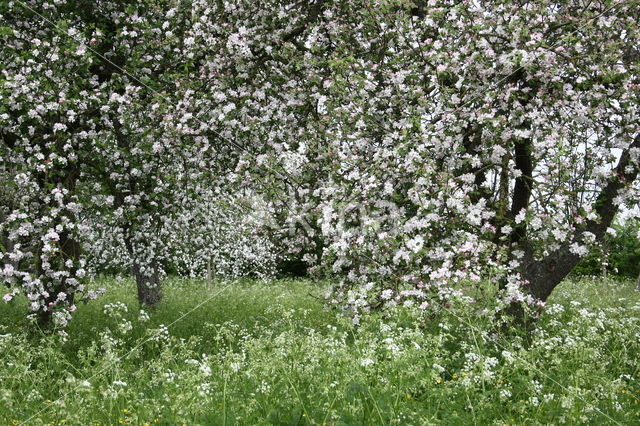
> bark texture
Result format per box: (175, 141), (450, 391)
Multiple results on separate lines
(123, 230), (163, 307)
(131, 260), (163, 307)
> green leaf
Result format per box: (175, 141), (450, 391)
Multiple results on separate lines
(56, 20), (69, 32)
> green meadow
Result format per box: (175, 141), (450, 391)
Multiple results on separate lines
(1, 277), (639, 425)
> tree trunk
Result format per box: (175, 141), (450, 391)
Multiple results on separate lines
(131, 260), (163, 307)
(600, 243), (608, 279)
(207, 257), (213, 289)
(37, 308), (53, 327)
(521, 133), (640, 303)
(521, 248), (580, 302)
(123, 228), (163, 307)
(498, 133), (640, 328)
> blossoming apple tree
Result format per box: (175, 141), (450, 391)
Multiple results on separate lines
(1, 0), (639, 327)
(0, 0), (249, 323)
(291, 0), (640, 320)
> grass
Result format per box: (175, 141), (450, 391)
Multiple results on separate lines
(0, 276), (639, 425)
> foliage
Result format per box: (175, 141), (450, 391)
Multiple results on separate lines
(0, 278), (638, 424)
(573, 219), (640, 279)
(1, 0), (640, 326)
(284, 0), (640, 318)
(0, 0), (277, 319)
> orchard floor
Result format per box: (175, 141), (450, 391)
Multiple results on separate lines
(1, 277), (639, 425)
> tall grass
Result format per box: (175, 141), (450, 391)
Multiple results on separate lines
(1, 277), (638, 424)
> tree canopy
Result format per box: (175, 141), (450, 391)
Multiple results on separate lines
(1, 0), (638, 326)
